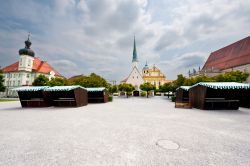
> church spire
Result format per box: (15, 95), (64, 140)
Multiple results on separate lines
(132, 36), (138, 62)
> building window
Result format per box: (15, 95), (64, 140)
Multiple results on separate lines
(27, 74), (30, 78)
(10, 74), (12, 78)
(26, 81), (29, 85)
(13, 81), (15, 86)
(137, 76), (138, 79)
(133, 76), (134, 79)
(18, 80), (20, 86)
(28, 59), (31, 66)
(20, 59), (22, 66)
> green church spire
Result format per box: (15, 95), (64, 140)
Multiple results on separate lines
(132, 36), (138, 62)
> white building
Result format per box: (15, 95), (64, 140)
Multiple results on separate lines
(121, 37), (144, 90)
(1, 36), (62, 97)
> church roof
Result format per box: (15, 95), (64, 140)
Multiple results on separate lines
(120, 77), (128, 83)
(2, 57), (62, 76)
(202, 36), (250, 71)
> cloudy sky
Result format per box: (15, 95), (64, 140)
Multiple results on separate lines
(0, 0), (249, 82)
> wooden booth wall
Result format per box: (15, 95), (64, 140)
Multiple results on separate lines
(18, 91), (50, 107)
(49, 88), (88, 107)
(189, 85), (207, 109)
(88, 90), (108, 103)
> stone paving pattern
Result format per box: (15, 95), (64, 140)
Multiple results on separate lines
(0, 97), (250, 166)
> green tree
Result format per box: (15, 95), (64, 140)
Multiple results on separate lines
(32, 75), (49, 86)
(0, 69), (6, 92)
(109, 85), (118, 94)
(70, 73), (109, 88)
(217, 71), (249, 82)
(140, 82), (156, 98)
(159, 82), (176, 93)
(118, 83), (135, 98)
(48, 77), (67, 86)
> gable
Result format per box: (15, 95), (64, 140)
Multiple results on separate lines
(126, 67), (144, 85)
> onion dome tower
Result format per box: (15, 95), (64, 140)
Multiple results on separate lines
(142, 61), (149, 75)
(19, 34), (35, 57)
(18, 33), (35, 72)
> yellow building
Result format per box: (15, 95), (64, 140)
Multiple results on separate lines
(142, 63), (171, 89)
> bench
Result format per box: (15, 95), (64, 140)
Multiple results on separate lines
(53, 98), (76, 107)
(205, 98), (239, 110)
(20, 98), (48, 107)
(175, 102), (192, 109)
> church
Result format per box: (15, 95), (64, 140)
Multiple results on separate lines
(189, 36), (250, 82)
(1, 35), (62, 97)
(121, 37), (170, 89)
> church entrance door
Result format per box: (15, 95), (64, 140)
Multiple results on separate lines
(133, 90), (140, 97)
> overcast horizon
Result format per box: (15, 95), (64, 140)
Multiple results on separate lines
(0, 0), (250, 82)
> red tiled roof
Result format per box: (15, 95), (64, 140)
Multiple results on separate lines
(3, 57), (62, 76)
(120, 77), (128, 83)
(202, 36), (250, 71)
(2, 62), (19, 72)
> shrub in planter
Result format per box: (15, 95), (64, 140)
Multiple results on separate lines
(108, 95), (113, 102)
(127, 91), (132, 96)
(141, 91), (146, 97)
(171, 96), (176, 102)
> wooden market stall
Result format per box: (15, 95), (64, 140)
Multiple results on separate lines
(189, 82), (250, 110)
(175, 86), (192, 108)
(86, 87), (108, 103)
(45, 86), (88, 107)
(14, 86), (50, 107)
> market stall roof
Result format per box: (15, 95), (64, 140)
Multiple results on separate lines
(44, 86), (85, 91)
(86, 87), (106, 92)
(191, 82), (250, 89)
(176, 86), (191, 91)
(13, 86), (49, 92)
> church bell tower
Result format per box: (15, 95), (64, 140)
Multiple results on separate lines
(18, 33), (35, 72)
(132, 36), (139, 69)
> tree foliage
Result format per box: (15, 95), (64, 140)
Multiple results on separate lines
(140, 82), (156, 98)
(118, 83), (135, 98)
(69, 73), (110, 88)
(109, 85), (118, 94)
(48, 77), (67, 86)
(158, 71), (249, 93)
(0, 69), (6, 92)
(32, 75), (49, 86)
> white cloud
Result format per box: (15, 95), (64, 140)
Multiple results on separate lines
(0, 0), (249, 81)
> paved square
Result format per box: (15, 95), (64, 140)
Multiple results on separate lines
(0, 97), (250, 166)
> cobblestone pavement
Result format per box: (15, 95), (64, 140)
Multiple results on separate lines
(0, 97), (250, 166)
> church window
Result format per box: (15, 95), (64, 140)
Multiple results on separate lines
(27, 74), (30, 78)
(133, 76), (134, 79)
(20, 59), (22, 66)
(137, 76), (138, 79)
